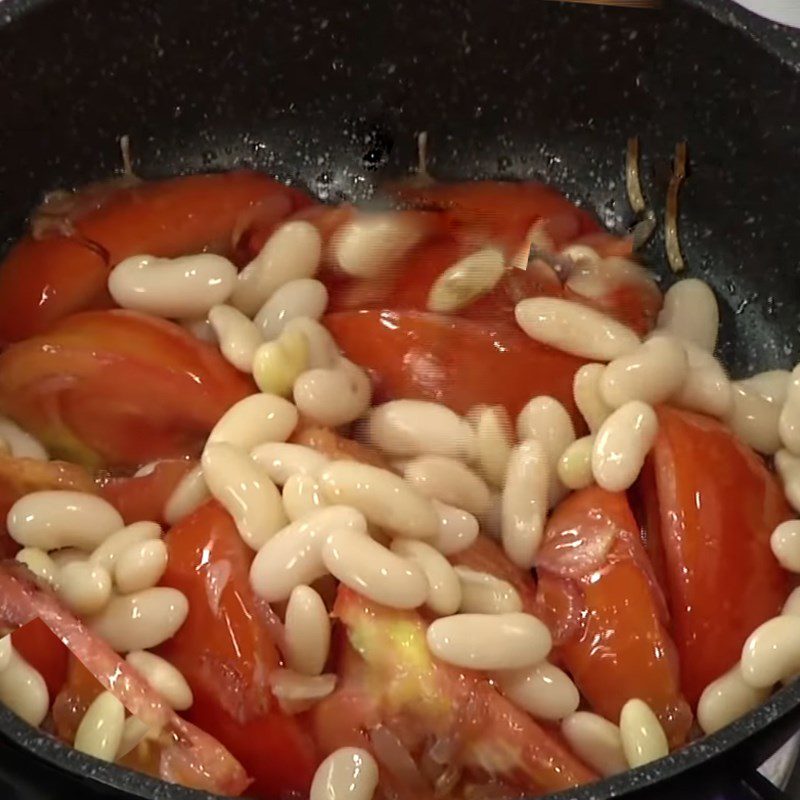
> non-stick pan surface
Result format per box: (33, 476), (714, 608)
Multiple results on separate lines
(1, 0), (799, 798)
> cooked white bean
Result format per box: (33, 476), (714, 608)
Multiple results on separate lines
(592, 401), (658, 492)
(251, 443), (329, 487)
(697, 665), (769, 735)
(516, 396), (576, 466)
(427, 612), (551, 670)
(573, 364), (612, 433)
(109, 254), (236, 318)
(125, 651), (193, 710)
(0, 648), (48, 726)
(89, 588), (189, 652)
(202, 442), (286, 550)
(207, 304), (262, 372)
(468, 405), (513, 487)
(253, 328), (310, 398)
(294, 359), (372, 427)
(0, 417), (47, 460)
(391, 539), (461, 616)
(180, 316), (217, 343)
(332, 213), (422, 279)
(427, 247), (506, 313)
(163, 466), (210, 526)
(455, 566), (522, 614)
(116, 716), (157, 759)
(269, 669), (337, 714)
(282, 474), (328, 521)
(770, 520), (800, 572)
(672, 341), (732, 418)
(254, 279), (329, 340)
(319, 461), (438, 539)
(776, 450), (800, 513)
(58, 561), (112, 615)
(0, 637), (10, 673)
(741, 615), (800, 688)
(282, 317), (340, 369)
(601, 335), (688, 408)
(402, 456), (491, 516)
(91, 521), (162, 572)
(367, 400), (475, 460)
(310, 747), (379, 800)
(429, 500), (479, 555)
(785, 587), (800, 617)
(515, 297), (640, 361)
(231, 221), (322, 316)
(50, 548), (86, 568)
(726, 379), (784, 455)
(562, 712), (627, 777)
(494, 662), (579, 721)
(323, 528), (428, 609)
(566, 256), (655, 301)
(557, 436), (594, 490)
(114, 539), (168, 593)
(284, 585), (331, 676)
(619, 698), (669, 768)
(8, 491), (124, 551)
(656, 278), (719, 352)
(15, 547), (59, 588)
(209, 394), (299, 451)
(479, 492), (503, 541)
(780, 366), (800, 456)
(740, 370), (791, 404)
(74, 691), (126, 762)
(501, 440), (549, 569)
(250, 506), (367, 601)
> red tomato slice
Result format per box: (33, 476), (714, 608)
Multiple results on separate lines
(12, 618), (69, 699)
(645, 406), (792, 706)
(0, 310), (253, 469)
(157, 501), (318, 797)
(324, 310), (586, 423)
(537, 486), (692, 746)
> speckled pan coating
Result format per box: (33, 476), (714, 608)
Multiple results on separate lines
(0, 0), (799, 798)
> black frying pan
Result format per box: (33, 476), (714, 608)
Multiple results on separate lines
(1, 1), (799, 798)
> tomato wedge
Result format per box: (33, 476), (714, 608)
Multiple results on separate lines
(157, 501), (318, 797)
(644, 406), (792, 706)
(12, 618), (69, 699)
(537, 486), (692, 746)
(325, 310), (586, 423)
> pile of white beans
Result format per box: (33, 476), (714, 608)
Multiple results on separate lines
(4, 220), (800, 800)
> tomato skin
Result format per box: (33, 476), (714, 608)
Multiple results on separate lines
(325, 310), (586, 424)
(647, 406), (792, 706)
(538, 486), (691, 746)
(158, 501), (318, 797)
(12, 618), (69, 699)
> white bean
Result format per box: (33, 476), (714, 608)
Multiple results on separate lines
(739, 370), (791, 404)
(741, 615), (800, 688)
(282, 474), (328, 522)
(250, 506), (367, 601)
(455, 566), (522, 614)
(254, 279), (329, 340)
(494, 662), (579, 721)
(207, 304), (262, 372)
(657, 278), (719, 353)
(619, 698), (669, 768)
(108, 254), (237, 318)
(697, 665), (769, 735)
(202, 442), (286, 550)
(515, 297), (640, 361)
(391, 539), (461, 616)
(562, 712), (627, 777)
(114, 539), (168, 593)
(8, 491), (124, 551)
(770, 520), (800, 572)
(427, 247), (506, 313)
(282, 317), (340, 369)
(573, 364), (613, 433)
(116, 716), (157, 759)
(15, 547), (59, 588)
(323, 528), (428, 609)
(89, 588), (189, 652)
(429, 501), (479, 555)
(501, 440), (549, 569)
(726, 380), (783, 455)
(468, 405), (512, 487)
(367, 400), (475, 461)
(125, 651), (193, 711)
(231, 221), (322, 316)
(310, 747), (379, 800)
(516, 396), (576, 467)
(592, 401), (658, 492)
(50, 548), (86, 568)
(0, 417), (47, 460)
(58, 561), (112, 615)
(566, 256), (655, 301)
(180, 316), (217, 343)
(74, 691), (126, 762)
(319, 461), (439, 540)
(163, 466), (210, 526)
(0, 648), (49, 726)
(427, 612), (551, 670)
(776, 450), (800, 513)
(253, 328), (310, 398)
(784, 587), (800, 617)
(672, 341), (732, 419)
(269, 669), (337, 714)
(209, 393), (299, 451)
(332, 213), (422, 279)
(293, 359), (372, 427)
(251, 443), (329, 487)
(557, 436), (595, 490)
(402, 456), (491, 516)
(601, 335), (688, 408)
(91, 521), (162, 572)
(284, 585), (331, 676)
(780, 366), (800, 456)
(0, 637), (10, 673)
